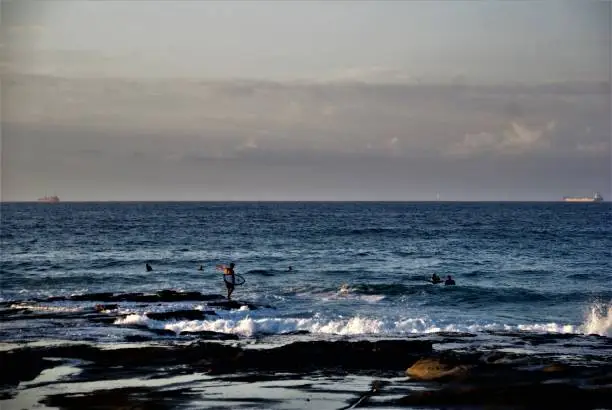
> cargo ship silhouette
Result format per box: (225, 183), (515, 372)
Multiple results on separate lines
(37, 195), (60, 203)
(562, 192), (603, 202)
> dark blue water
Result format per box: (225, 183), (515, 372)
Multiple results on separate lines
(1, 202), (611, 341)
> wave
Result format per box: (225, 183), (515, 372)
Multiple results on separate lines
(344, 227), (400, 236)
(285, 282), (612, 306)
(567, 273), (600, 281)
(114, 313), (598, 338)
(583, 302), (612, 337)
(111, 301), (611, 338)
(9, 303), (83, 313)
(245, 269), (276, 276)
(330, 282), (550, 303)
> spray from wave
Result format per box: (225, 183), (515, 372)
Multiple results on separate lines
(582, 302), (612, 337)
(112, 302), (612, 339)
(114, 313), (585, 338)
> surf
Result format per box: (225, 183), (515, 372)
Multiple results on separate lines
(582, 302), (612, 337)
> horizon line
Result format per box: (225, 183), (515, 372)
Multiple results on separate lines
(1, 200), (609, 204)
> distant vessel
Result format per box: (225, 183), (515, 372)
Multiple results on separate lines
(37, 195), (60, 203)
(563, 192), (603, 203)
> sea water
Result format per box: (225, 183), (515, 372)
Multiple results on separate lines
(1, 201), (611, 342)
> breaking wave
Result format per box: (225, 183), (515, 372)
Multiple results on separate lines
(114, 313), (587, 338)
(582, 302), (612, 337)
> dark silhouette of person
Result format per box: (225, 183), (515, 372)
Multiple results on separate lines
(221, 263), (236, 300)
(431, 273), (442, 284)
(198, 265), (203, 271)
(146, 263), (153, 272)
(444, 275), (456, 286)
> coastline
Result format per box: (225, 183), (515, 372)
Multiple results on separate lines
(1, 291), (611, 409)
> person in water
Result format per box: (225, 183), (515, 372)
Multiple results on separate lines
(444, 275), (456, 286)
(431, 273), (442, 284)
(146, 263), (153, 272)
(221, 263), (236, 300)
(198, 265), (203, 271)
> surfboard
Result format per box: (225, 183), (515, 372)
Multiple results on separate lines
(224, 274), (246, 286)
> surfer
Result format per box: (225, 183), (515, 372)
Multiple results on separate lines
(444, 275), (456, 286)
(431, 273), (442, 284)
(198, 265), (203, 271)
(146, 263), (153, 272)
(217, 263), (236, 300)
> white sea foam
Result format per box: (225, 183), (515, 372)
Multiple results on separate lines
(582, 302), (612, 337)
(302, 285), (386, 303)
(114, 313), (587, 338)
(10, 304), (83, 313)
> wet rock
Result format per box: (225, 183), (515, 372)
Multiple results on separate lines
(146, 310), (209, 321)
(435, 331), (477, 338)
(30, 290), (228, 304)
(0, 349), (57, 387)
(124, 335), (153, 342)
(205, 300), (268, 310)
(41, 386), (197, 410)
(94, 304), (118, 312)
(2, 339), (432, 378)
(542, 363), (568, 373)
(0, 308), (30, 321)
(179, 330), (239, 340)
(128, 325), (176, 337)
(406, 357), (472, 380)
(394, 382), (612, 409)
(239, 340), (433, 373)
(0, 309), (94, 322)
(343, 379), (389, 409)
(88, 316), (119, 324)
(480, 350), (530, 365)
(69, 292), (115, 302)
(282, 330), (310, 335)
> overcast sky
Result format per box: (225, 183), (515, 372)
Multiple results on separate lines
(1, 0), (610, 201)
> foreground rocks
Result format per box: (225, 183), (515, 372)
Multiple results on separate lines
(0, 340), (432, 388)
(395, 381), (612, 409)
(1, 339), (611, 409)
(406, 357), (472, 380)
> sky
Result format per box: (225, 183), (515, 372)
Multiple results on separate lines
(1, 0), (610, 201)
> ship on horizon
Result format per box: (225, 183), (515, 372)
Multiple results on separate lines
(37, 195), (60, 203)
(562, 192), (603, 203)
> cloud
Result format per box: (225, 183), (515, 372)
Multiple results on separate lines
(576, 141), (610, 156)
(236, 138), (258, 150)
(386, 136), (402, 157)
(447, 120), (555, 157)
(500, 122), (548, 149)
(4, 74), (608, 163)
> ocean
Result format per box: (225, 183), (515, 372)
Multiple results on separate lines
(1, 201), (611, 409)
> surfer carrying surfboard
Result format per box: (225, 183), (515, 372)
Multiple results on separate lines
(217, 263), (236, 300)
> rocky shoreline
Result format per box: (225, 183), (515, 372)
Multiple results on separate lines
(1, 291), (611, 409)
(2, 338), (611, 409)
